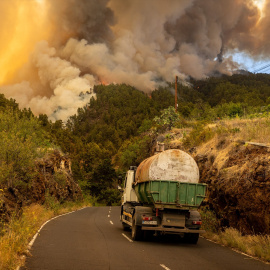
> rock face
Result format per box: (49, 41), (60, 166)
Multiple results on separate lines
(0, 150), (82, 222)
(195, 140), (270, 235)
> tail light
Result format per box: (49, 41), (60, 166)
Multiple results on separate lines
(142, 216), (153, 221)
(192, 221), (202, 225)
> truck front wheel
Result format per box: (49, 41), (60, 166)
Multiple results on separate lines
(183, 233), (199, 244)
(131, 215), (142, 241)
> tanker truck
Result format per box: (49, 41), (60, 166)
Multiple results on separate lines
(120, 149), (207, 244)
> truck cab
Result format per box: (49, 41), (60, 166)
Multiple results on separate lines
(121, 167), (138, 205)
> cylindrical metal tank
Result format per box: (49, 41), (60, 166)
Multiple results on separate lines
(135, 149), (199, 183)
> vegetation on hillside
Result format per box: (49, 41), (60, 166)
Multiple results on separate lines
(2, 73), (270, 206)
(1, 73), (270, 266)
(0, 110), (51, 190)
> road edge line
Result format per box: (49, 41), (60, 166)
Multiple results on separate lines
(16, 206), (89, 270)
(201, 236), (270, 265)
(160, 264), (171, 270)
(122, 233), (133, 242)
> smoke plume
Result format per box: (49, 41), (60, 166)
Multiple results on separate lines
(0, 0), (269, 121)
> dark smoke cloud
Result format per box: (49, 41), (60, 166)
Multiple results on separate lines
(165, 0), (261, 76)
(0, 0), (268, 121)
(47, 0), (115, 46)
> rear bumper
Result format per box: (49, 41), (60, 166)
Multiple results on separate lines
(141, 226), (205, 234)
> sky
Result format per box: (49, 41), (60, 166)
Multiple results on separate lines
(0, 0), (269, 121)
(233, 0), (270, 73)
(232, 52), (270, 73)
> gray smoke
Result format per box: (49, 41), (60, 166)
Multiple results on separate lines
(0, 0), (267, 121)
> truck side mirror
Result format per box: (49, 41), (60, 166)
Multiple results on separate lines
(117, 185), (123, 192)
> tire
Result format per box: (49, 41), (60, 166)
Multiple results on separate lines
(131, 215), (142, 241)
(183, 233), (199, 244)
(143, 230), (153, 241)
(122, 222), (130, 231)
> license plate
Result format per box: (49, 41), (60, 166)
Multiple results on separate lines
(142, 221), (157, 225)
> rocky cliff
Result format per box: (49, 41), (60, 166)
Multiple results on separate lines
(0, 150), (82, 222)
(195, 138), (270, 235)
(153, 127), (270, 235)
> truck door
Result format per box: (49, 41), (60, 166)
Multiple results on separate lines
(123, 170), (138, 203)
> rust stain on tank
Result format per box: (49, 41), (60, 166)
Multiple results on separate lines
(135, 149), (199, 184)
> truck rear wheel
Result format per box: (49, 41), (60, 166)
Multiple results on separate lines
(122, 222), (130, 231)
(131, 215), (142, 241)
(183, 233), (199, 244)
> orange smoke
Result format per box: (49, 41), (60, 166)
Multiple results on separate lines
(0, 0), (52, 85)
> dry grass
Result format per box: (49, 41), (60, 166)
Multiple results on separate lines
(204, 228), (270, 263)
(0, 205), (53, 270)
(205, 118), (270, 146)
(201, 209), (270, 263)
(0, 200), (92, 270)
(194, 117), (270, 173)
(219, 118), (270, 144)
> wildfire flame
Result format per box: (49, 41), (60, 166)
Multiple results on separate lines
(254, 0), (265, 11)
(100, 79), (109, 86)
(0, 0), (52, 85)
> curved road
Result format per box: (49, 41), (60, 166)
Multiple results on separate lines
(21, 206), (269, 270)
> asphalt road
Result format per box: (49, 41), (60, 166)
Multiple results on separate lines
(21, 206), (270, 270)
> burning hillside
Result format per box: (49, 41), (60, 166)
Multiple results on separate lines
(0, 0), (269, 121)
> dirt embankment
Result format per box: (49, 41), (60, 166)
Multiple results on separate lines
(155, 126), (270, 235)
(0, 150), (82, 222)
(195, 138), (270, 235)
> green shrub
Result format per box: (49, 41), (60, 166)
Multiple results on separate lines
(154, 106), (180, 130)
(53, 171), (67, 187)
(183, 123), (214, 148)
(200, 207), (219, 233)
(44, 191), (61, 213)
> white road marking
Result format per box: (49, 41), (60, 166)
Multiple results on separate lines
(16, 207), (89, 270)
(110, 220), (114, 225)
(28, 207), (87, 249)
(160, 264), (171, 270)
(122, 233), (133, 242)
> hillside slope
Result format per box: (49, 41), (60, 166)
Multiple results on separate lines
(196, 139), (270, 234)
(152, 119), (270, 234)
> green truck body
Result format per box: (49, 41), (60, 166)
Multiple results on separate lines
(135, 180), (207, 209)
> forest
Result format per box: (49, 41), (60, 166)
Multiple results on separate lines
(1, 73), (270, 205)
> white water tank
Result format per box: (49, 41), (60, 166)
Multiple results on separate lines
(135, 149), (199, 183)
